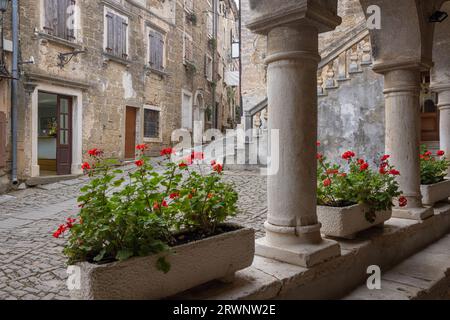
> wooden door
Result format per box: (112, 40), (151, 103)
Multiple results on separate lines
(56, 96), (72, 175)
(421, 99), (440, 141)
(125, 106), (137, 159)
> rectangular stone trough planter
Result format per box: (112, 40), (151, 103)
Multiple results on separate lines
(317, 204), (392, 239)
(71, 225), (255, 300)
(420, 179), (450, 206)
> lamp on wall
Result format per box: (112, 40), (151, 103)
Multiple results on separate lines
(429, 11), (448, 23)
(0, 0), (9, 12)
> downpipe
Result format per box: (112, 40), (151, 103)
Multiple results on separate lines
(11, 0), (19, 185)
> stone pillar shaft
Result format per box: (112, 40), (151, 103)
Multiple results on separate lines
(438, 90), (450, 177)
(383, 68), (434, 220)
(266, 26), (321, 243)
(384, 69), (422, 208)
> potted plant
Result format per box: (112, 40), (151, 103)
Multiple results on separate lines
(419, 146), (450, 206)
(316, 146), (406, 239)
(55, 146), (254, 300)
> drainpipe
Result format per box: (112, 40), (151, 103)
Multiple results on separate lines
(238, 0), (243, 120)
(212, 0), (217, 129)
(11, 0), (18, 184)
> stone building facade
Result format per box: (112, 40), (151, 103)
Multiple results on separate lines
(0, 0), (239, 192)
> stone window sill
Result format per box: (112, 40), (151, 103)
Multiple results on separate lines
(144, 65), (169, 78)
(103, 52), (130, 66)
(143, 137), (162, 143)
(38, 32), (83, 50)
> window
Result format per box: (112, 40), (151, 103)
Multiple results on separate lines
(43, 0), (77, 41)
(204, 54), (213, 82)
(183, 32), (193, 63)
(143, 106), (161, 139)
(104, 8), (129, 59)
(148, 28), (165, 71)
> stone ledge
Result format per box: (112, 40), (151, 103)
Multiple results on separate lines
(175, 203), (450, 300)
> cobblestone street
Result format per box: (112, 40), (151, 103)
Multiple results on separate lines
(0, 165), (267, 300)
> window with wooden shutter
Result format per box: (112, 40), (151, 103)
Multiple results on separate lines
(183, 33), (193, 63)
(204, 54), (213, 82)
(44, 0), (77, 41)
(148, 29), (165, 71)
(105, 9), (128, 59)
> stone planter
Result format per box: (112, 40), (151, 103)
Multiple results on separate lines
(71, 225), (255, 300)
(317, 204), (392, 239)
(421, 179), (450, 206)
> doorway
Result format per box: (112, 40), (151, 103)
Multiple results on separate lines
(125, 106), (137, 159)
(38, 92), (73, 175)
(420, 73), (440, 142)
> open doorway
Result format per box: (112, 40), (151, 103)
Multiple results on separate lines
(38, 92), (73, 176)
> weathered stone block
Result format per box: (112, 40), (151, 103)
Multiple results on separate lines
(420, 179), (450, 206)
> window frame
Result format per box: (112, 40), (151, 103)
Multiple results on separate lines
(183, 32), (193, 64)
(143, 105), (162, 142)
(41, 0), (80, 42)
(103, 6), (129, 60)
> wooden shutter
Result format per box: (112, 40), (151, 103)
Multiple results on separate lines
(56, 0), (67, 39)
(121, 18), (128, 58)
(149, 31), (155, 66)
(66, 0), (76, 40)
(44, 0), (58, 35)
(114, 14), (121, 57)
(0, 112), (6, 168)
(106, 12), (114, 52)
(157, 33), (164, 70)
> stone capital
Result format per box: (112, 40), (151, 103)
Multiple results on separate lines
(372, 58), (433, 75)
(245, 0), (341, 35)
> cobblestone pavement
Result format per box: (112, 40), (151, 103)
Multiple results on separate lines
(0, 165), (267, 300)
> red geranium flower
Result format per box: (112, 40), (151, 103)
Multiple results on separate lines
(424, 151), (432, 157)
(170, 192), (180, 199)
(342, 151), (355, 160)
(326, 169), (339, 175)
(381, 155), (390, 162)
(316, 141), (321, 147)
(379, 167), (387, 175)
(135, 159), (144, 167)
(437, 150), (445, 156)
(52, 224), (68, 238)
(162, 200), (168, 208)
(359, 162), (369, 171)
(81, 162), (91, 170)
(153, 202), (160, 210)
(389, 169), (400, 176)
(179, 162), (188, 168)
(136, 144), (148, 151)
(160, 148), (175, 156)
(317, 153), (324, 161)
(323, 178), (332, 187)
(211, 160), (217, 166)
(357, 159), (365, 165)
(213, 163), (223, 173)
(88, 148), (102, 157)
(399, 196), (407, 207)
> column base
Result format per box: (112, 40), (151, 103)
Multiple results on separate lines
(392, 207), (434, 221)
(255, 237), (341, 268)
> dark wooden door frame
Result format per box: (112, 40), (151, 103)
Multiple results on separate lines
(56, 95), (73, 175)
(125, 106), (137, 160)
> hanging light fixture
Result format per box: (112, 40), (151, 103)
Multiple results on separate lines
(429, 11), (448, 23)
(0, 0), (9, 13)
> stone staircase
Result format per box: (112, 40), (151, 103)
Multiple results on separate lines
(240, 25), (374, 168)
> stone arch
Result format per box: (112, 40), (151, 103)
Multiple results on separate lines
(431, 1), (450, 86)
(193, 90), (206, 143)
(358, 0), (440, 69)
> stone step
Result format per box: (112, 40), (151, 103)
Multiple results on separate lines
(342, 234), (450, 300)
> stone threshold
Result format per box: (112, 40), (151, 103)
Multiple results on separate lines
(343, 233), (450, 300)
(175, 202), (450, 300)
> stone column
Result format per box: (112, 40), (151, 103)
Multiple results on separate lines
(246, 1), (341, 267)
(435, 86), (450, 178)
(381, 66), (433, 220)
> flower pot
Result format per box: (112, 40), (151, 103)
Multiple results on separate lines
(420, 179), (450, 206)
(70, 225), (255, 300)
(317, 204), (392, 239)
